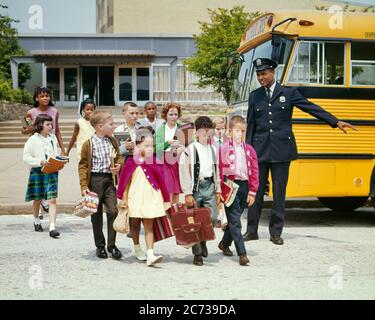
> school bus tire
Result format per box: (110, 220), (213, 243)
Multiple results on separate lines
(317, 196), (369, 212)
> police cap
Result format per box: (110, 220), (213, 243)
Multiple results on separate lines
(253, 58), (278, 72)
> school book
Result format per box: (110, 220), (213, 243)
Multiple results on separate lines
(41, 155), (69, 174)
(220, 179), (239, 207)
(113, 131), (131, 144)
(21, 116), (33, 128)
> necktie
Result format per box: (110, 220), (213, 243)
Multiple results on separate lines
(266, 88), (272, 100)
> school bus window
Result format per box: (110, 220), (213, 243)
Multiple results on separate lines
(351, 42), (375, 86)
(288, 41), (345, 85)
(231, 48), (255, 103)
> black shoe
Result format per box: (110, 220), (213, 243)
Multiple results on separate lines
(107, 245), (122, 260)
(34, 223), (43, 232)
(49, 230), (60, 238)
(243, 232), (259, 241)
(96, 247), (108, 259)
(201, 242), (208, 258)
(38, 212), (44, 220)
(270, 235), (284, 245)
(127, 230), (133, 238)
(193, 255), (203, 266)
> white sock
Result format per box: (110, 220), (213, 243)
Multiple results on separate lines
(134, 244), (142, 252)
(49, 223), (55, 231)
(147, 249), (154, 258)
(34, 217), (41, 225)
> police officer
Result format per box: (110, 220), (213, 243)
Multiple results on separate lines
(244, 58), (356, 245)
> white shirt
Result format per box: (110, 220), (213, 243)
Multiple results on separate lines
(23, 133), (58, 168)
(265, 81), (277, 98)
(138, 117), (164, 131)
(193, 141), (213, 178)
(234, 141), (248, 181)
(164, 124), (177, 152)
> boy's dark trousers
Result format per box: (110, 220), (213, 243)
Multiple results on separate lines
(89, 173), (118, 248)
(222, 180), (248, 256)
(191, 178), (218, 256)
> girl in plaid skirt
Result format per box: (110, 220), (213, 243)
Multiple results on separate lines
(23, 114), (63, 238)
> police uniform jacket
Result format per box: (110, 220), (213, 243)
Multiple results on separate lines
(246, 82), (339, 163)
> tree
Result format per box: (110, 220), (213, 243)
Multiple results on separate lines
(0, 3), (32, 103)
(0, 3), (31, 87)
(184, 6), (261, 105)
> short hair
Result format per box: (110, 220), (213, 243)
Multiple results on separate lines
(144, 101), (156, 109)
(90, 110), (112, 128)
(135, 127), (154, 145)
(195, 116), (213, 130)
(122, 101), (138, 113)
(213, 117), (226, 128)
(33, 114), (53, 133)
(229, 115), (246, 129)
(33, 86), (54, 108)
(161, 102), (181, 120)
(79, 99), (96, 115)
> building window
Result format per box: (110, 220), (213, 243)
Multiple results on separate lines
(153, 65), (170, 102)
(351, 42), (375, 86)
(136, 68), (150, 101)
(119, 68), (132, 101)
(46, 68), (60, 101)
(176, 65), (223, 102)
(64, 68), (78, 101)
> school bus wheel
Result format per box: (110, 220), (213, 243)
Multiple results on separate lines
(317, 196), (369, 212)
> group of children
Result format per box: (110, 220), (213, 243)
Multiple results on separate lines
(22, 86), (259, 267)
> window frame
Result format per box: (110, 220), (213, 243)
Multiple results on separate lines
(286, 40), (347, 86)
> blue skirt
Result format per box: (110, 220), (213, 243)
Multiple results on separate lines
(25, 167), (58, 202)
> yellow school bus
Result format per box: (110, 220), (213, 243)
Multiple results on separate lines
(230, 10), (375, 211)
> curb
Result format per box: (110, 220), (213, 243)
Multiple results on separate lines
(0, 200), (325, 215)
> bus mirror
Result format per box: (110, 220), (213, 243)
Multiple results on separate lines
(271, 35), (282, 62)
(272, 34), (281, 47)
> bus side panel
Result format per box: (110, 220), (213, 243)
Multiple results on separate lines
(276, 159), (375, 198)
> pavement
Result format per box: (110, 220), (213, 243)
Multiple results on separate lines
(0, 148), (324, 215)
(0, 208), (374, 300)
(1, 148), (374, 300)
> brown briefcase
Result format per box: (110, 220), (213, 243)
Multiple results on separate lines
(169, 203), (216, 246)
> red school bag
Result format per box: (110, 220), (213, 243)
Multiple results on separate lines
(169, 203), (216, 247)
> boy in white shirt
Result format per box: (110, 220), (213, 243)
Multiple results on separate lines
(179, 116), (221, 266)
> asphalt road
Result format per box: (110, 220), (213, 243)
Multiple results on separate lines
(0, 207), (374, 300)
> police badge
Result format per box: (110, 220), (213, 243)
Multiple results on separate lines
(280, 96), (286, 103)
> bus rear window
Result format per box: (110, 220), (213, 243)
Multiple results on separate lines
(351, 42), (375, 86)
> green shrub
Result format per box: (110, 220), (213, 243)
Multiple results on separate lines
(0, 77), (33, 104)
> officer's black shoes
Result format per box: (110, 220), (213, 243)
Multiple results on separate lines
(193, 255), (203, 266)
(49, 230), (60, 238)
(96, 247), (108, 259)
(243, 232), (259, 241)
(270, 235), (284, 245)
(107, 245), (122, 260)
(34, 223), (43, 232)
(201, 242), (208, 258)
